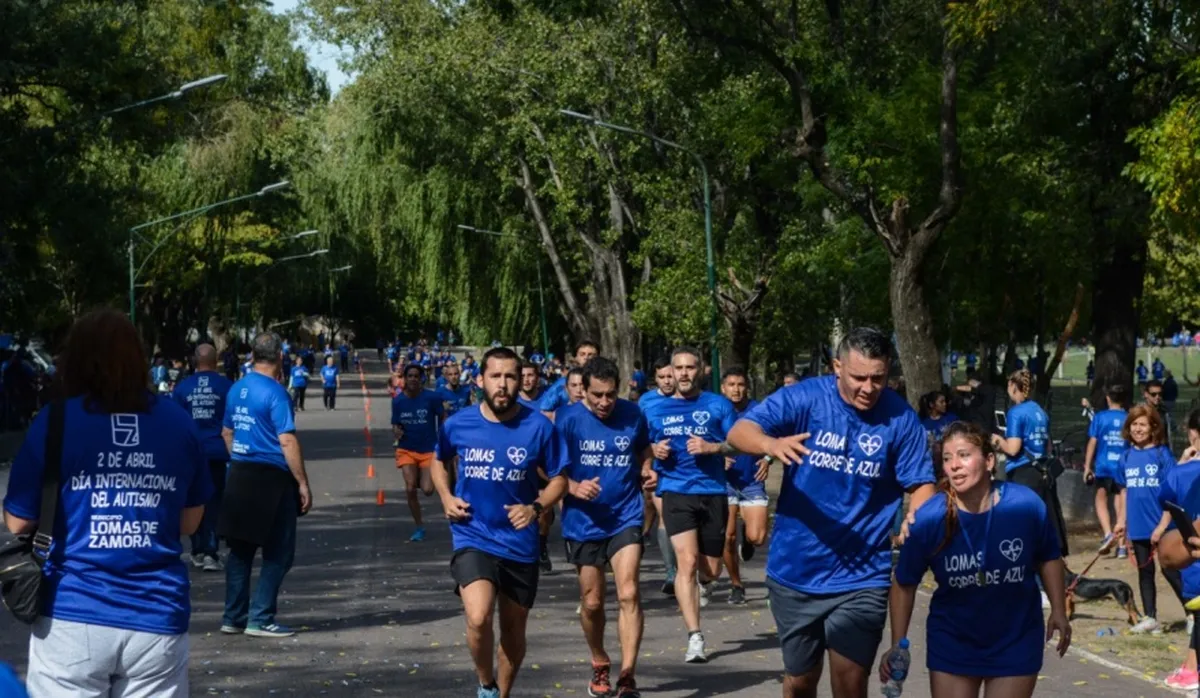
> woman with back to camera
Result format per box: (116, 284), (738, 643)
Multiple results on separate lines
(883, 422), (1071, 698)
(2, 308), (213, 697)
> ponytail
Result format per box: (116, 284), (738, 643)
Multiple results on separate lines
(931, 421), (996, 555)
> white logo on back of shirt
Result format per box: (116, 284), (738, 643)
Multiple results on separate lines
(614, 436), (631, 452)
(198, 376), (209, 388)
(417, 409), (428, 420)
(506, 447), (528, 465)
(692, 411), (710, 426)
(857, 433), (883, 457)
(999, 538), (1024, 563)
(1146, 463), (1159, 477)
(240, 388), (248, 399)
(111, 414), (140, 447)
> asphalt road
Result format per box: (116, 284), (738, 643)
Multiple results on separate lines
(0, 358), (1182, 696)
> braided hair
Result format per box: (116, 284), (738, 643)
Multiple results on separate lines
(933, 421), (997, 555)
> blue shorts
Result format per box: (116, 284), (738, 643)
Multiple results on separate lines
(727, 481), (769, 507)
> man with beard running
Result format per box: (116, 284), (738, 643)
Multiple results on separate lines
(433, 347), (566, 698)
(718, 366), (769, 605)
(639, 355), (678, 595)
(727, 327), (935, 698)
(644, 347), (738, 663)
(392, 364), (445, 542)
(556, 357), (654, 697)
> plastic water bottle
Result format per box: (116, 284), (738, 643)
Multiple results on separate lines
(881, 638), (911, 697)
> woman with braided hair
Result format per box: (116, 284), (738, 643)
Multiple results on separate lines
(883, 422), (1071, 698)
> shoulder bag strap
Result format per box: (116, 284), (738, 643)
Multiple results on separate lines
(32, 400), (66, 557)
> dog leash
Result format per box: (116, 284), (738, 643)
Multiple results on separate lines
(1066, 549), (1104, 596)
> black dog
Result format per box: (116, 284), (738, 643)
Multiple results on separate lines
(1065, 567), (1140, 625)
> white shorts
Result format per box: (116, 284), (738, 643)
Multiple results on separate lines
(26, 617), (188, 698)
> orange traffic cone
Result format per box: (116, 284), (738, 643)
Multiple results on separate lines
(367, 463), (376, 478)
(365, 445), (374, 458)
(376, 488), (386, 506)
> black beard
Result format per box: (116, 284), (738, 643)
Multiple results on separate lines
(483, 390), (519, 418)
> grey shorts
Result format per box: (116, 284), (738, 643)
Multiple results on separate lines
(26, 616), (189, 697)
(766, 578), (888, 676)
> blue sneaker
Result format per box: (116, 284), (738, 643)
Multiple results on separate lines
(245, 623), (295, 638)
(410, 527), (426, 542)
(1099, 533), (1115, 554)
(477, 684), (501, 698)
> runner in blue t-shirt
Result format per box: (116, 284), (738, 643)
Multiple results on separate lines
(320, 356), (340, 410)
(1113, 405), (1185, 635)
(886, 422), (1070, 696)
(556, 358), (654, 697)
(1153, 408), (1200, 689)
(431, 347), (565, 698)
(4, 309), (213, 696)
(727, 327), (936, 690)
(172, 344), (235, 572)
(538, 340), (600, 420)
(391, 364), (445, 542)
(288, 355), (310, 412)
(919, 390), (959, 444)
(639, 355), (679, 595)
(435, 361), (474, 417)
(517, 361), (544, 409)
(643, 347), (738, 663)
(1083, 384), (1129, 555)
(1153, 357), (1166, 381)
(1137, 360), (1149, 384)
(719, 366), (768, 606)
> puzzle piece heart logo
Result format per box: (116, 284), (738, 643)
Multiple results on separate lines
(506, 447), (528, 465)
(999, 538), (1024, 563)
(1146, 464), (1159, 477)
(692, 411), (711, 426)
(614, 436), (631, 451)
(417, 409), (428, 420)
(857, 433), (883, 457)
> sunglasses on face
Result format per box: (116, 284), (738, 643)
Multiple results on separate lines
(1147, 391), (1162, 398)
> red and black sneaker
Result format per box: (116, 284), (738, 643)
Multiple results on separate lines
(615, 672), (641, 698)
(588, 663), (612, 697)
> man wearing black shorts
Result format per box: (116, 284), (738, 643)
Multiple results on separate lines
(728, 328), (934, 698)
(643, 347), (738, 663)
(432, 347), (566, 698)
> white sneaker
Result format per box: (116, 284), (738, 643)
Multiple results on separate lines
(202, 554), (224, 572)
(1131, 616), (1160, 634)
(1041, 591), (1051, 610)
(190, 553), (206, 569)
(699, 581), (712, 608)
(685, 633), (708, 663)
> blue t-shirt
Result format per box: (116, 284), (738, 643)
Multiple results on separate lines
(339, 344), (349, 358)
(1137, 364), (1149, 382)
(538, 376), (568, 412)
(1115, 444), (1176, 540)
(638, 389), (671, 411)
(436, 384), (474, 417)
(222, 372), (295, 470)
(391, 389), (445, 453)
(726, 399), (762, 491)
(0, 663), (27, 698)
(1003, 401), (1049, 473)
(920, 413), (958, 442)
(290, 365), (309, 389)
(556, 401), (651, 542)
(517, 392), (543, 410)
(320, 365), (339, 388)
(742, 375), (934, 594)
(3, 396), (214, 635)
(1160, 459), (1200, 598)
(436, 405), (561, 562)
(644, 391), (738, 496)
(1152, 360), (1165, 380)
(631, 370), (647, 393)
(1088, 408), (1127, 478)
(896, 484), (1060, 677)
(171, 370), (234, 462)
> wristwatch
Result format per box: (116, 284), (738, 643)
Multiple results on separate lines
(531, 501), (545, 516)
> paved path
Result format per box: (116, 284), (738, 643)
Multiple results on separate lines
(0, 358), (1181, 696)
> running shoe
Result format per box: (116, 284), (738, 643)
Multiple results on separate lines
(728, 585), (747, 605)
(219, 624), (244, 635)
(661, 579), (675, 597)
(615, 672), (641, 697)
(202, 554), (224, 572)
(587, 663), (612, 697)
(1165, 667), (1199, 691)
(699, 580), (712, 608)
(190, 553), (206, 569)
(685, 633), (708, 663)
(245, 623), (296, 638)
(477, 685), (501, 698)
(1130, 616), (1160, 635)
(540, 548), (553, 573)
(409, 527), (426, 542)
(1098, 532), (1116, 554)
(740, 540), (756, 562)
(1116, 546), (1127, 559)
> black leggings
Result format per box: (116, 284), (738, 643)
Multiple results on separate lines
(323, 387), (337, 409)
(1131, 539), (1185, 619)
(292, 387), (306, 411)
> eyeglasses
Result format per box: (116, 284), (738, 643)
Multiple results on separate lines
(1147, 391), (1162, 398)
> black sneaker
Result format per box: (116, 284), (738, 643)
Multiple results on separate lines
(728, 585), (747, 605)
(661, 579), (675, 597)
(540, 548), (553, 573)
(739, 540), (756, 562)
(615, 672), (641, 697)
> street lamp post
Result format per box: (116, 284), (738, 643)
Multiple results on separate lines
(456, 224), (550, 354)
(127, 180), (291, 323)
(559, 109), (720, 391)
(236, 248), (329, 342)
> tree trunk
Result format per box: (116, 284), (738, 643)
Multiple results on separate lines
(889, 243), (942, 406)
(1089, 233), (1146, 407)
